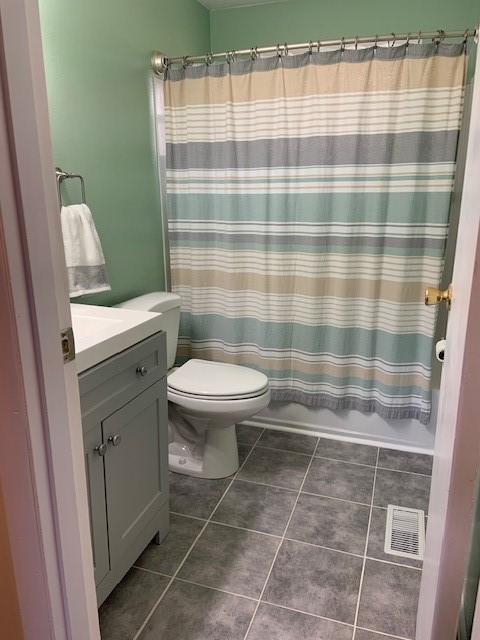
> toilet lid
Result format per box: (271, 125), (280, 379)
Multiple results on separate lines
(167, 359), (269, 399)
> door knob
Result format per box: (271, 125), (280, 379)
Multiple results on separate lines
(95, 443), (107, 456)
(425, 284), (452, 310)
(108, 434), (122, 447)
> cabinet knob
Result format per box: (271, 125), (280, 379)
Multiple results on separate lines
(95, 443), (107, 456)
(108, 434), (122, 447)
(136, 365), (148, 377)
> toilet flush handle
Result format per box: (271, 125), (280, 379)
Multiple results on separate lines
(136, 365), (148, 377)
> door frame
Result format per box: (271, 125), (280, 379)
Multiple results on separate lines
(2, 1), (480, 638)
(416, 38), (480, 639)
(0, 0), (100, 638)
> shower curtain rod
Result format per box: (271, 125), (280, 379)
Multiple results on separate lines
(151, 27), (477, 74)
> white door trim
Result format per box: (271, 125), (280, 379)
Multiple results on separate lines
(417, 40), (480, 640)
(0, 1), (100, 638)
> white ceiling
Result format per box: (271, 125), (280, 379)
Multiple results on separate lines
(199, 0), (288, 10)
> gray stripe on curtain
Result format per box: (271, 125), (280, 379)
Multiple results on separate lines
(167, 130), (461, 169)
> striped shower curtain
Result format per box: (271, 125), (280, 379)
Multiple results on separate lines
(163, 42), (466, 424)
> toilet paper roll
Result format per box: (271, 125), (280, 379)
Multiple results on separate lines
(436, 339), (446, 362)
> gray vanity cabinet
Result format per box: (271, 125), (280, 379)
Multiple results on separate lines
(103, 379), (167, 567)
(79, 332), (169, 606)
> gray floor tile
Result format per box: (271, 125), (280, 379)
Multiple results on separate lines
(238, 443), (252, 467)
(316, 438), (378, 466)
(247, 603), (353, 640)
(135, 514), (205, 576)
(303, 458), (375, 504)
(238, 447), (310, 490)
(236, 424), (263, 445)
(373, 468), (431, 512)
(258, 429), (318, 454)
(357, 559), (421, 638)
(263, 539), (363, 623)
(169, 471), (230, 519)
(378, 448), (433, 475)
(138, 580), (256, 640)
(178, 522), (279, 598)
(355, 630), (397, 640)
(287, 493), (370, 554)
(99, 568), (169, 640)
(214, 480), (297, 535)
(367, 507), (423, 568)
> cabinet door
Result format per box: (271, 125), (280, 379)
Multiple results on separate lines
(83, 424), (110, 586)
(102, 379), (168, 567)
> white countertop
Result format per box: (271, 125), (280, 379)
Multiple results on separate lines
(71, 303), (163, 373)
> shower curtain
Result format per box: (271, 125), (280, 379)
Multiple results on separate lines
(163, 42), (466, 424)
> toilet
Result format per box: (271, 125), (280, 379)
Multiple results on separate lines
(116, 292), (270, 479)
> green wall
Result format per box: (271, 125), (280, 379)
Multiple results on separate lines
(39, 0), (210, 305)
(211, 0), (479, 52)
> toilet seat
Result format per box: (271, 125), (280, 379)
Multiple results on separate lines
(167, 359), (269, 401)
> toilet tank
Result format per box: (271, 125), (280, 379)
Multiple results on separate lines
(115, 292), (181, 369)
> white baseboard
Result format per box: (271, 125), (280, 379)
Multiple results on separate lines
(242, 415), (434, 455)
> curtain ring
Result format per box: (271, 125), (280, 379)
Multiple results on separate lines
(308, 40), (313, 55)
(317, 40), (321, 52)
(374, 34), (378, 50)
(250, 46), (257, 61)
(463, 29), (470, 53)
(205, 52), (213, 65)
(355, 35), (359, 50)
(417, 31), (422, 44)
(406, 32), (411, 47)
(283, 42), (289, 56)
(434, 30), (444, 51)
(182, 56), (189, 69)
(390, 33), (396, 47)
(340, 37), (345, 52)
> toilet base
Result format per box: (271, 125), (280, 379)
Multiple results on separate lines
(169, 423), (239, 479)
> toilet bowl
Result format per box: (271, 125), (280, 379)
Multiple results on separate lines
(167, 359), (270, 478)
(116, 293), (270, 479)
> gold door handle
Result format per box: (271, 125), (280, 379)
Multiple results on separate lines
(425, 284), (452, 309)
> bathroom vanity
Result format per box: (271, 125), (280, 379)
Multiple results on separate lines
(71, 304), (169, 605)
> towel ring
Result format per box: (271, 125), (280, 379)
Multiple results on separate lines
(56, 167), (86, 207)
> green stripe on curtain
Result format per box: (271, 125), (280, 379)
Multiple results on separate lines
(164, 43), (466, 424)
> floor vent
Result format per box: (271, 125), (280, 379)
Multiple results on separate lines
(384, 505), (425, 561)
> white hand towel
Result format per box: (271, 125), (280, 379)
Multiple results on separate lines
(61, 203), (111, 297)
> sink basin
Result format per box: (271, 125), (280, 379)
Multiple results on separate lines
(71, 303), (163, 373)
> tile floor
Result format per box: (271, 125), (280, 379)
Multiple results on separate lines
(99, 426), (432, 640)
